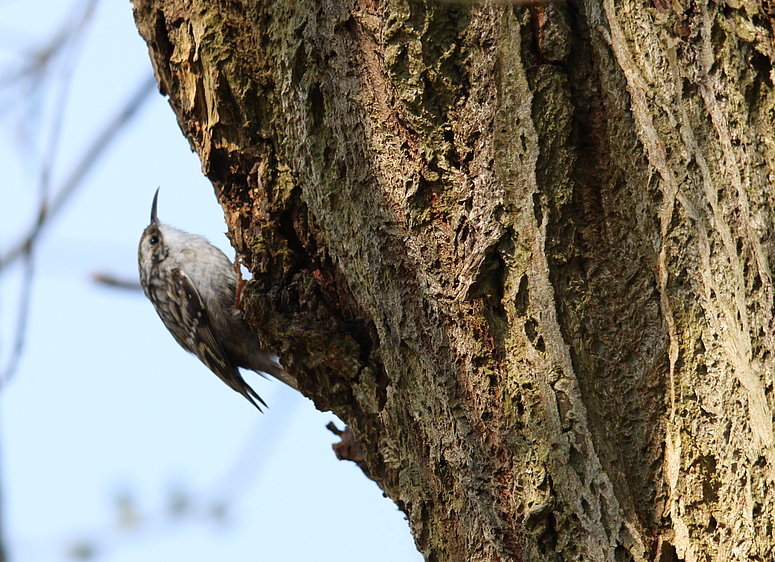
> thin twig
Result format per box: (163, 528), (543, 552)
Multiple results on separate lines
(0, 73), (158, 385)
(0, 0), (96, 390)
(0, 250), (36, 389)
(91, 273), (143, 292)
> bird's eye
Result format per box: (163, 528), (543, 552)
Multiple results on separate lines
(149, 235), (159, 245)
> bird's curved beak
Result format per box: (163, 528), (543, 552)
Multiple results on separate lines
(150, 188), (160, 224)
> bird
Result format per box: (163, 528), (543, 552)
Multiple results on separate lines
(137, 189), (295, 410)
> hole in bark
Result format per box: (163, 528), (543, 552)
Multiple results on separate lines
(524, 318), (538, 342)
(533, 192), (543, 226)
(655, 539), (681, 562)
(444, 127), (461, 170)
(614, 544), (634, 562)
(580, 497), (591, 518)
(154, 11), (173, 62)
(278, 211), (304, 255)
(537, 511), (557, 551)
(458, 223), (469, 247)
(747, 50), (774, 110)
(206, 147), (230, 183)
(568, 444), (584, 480)
(514, 274), (529, 317)
(681, 77), (698, 99)
(309, 82), (324, 129)
(516, 397), (525, 416)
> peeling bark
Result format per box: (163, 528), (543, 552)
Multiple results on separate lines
(133, 0), (775, 560)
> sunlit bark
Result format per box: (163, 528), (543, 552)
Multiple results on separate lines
(134, 1), (775, 560)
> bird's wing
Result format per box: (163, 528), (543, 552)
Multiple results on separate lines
(168, 268), (267, 410)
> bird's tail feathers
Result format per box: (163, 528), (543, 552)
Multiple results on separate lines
(244, 384), (268, 411)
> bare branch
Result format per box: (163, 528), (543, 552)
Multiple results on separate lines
(91, 273), (143, 292)
(0, 73), (158, 274)
(0, 250), (35, 389)
(327, 422), (371, 480)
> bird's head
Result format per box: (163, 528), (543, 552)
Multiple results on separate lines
(138, 188), (168, 277)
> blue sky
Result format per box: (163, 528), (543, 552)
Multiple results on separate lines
(0, 0), (421, 560)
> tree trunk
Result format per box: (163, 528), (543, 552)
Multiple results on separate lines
(132, 0), (775, 560)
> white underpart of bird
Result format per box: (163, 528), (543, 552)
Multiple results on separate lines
(137, 189), (296, 410)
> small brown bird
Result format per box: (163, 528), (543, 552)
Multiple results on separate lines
(137, 189), (295, 410)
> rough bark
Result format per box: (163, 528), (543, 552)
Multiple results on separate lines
(132, 0), (775, 560)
